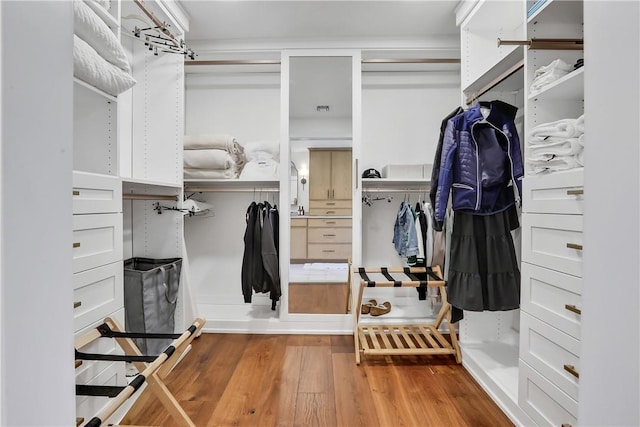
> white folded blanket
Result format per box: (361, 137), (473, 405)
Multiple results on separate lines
(244, 140), (280, 160)
(529, 118), (581, 140)
(184, 134), (243, 152)
(184, 168), (236, 179)
(184, 149), (234, 170)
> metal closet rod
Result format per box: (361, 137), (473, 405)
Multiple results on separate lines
(497, 38), (584, 50)
(184, 187), (280, 193)
(133, 0), (180, 48)
(184, 58), (460, 66)
(123, 193), (178, 201)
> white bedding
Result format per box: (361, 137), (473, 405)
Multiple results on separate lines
(73, 35), (136, 96)
(184, 134), (244, 152)
(184, 149), (234, 170)
(74, 0), (130, 73)
(243, 140), (279, 161)
(239, 159), (279, 180)
(184, 168), (236, 179)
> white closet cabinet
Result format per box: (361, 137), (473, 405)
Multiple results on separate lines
(519, 1), (584, 425)
(73, 0), (188, 422)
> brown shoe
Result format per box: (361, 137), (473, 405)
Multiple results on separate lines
(370, 301), (391, 316)
(360, 299), (378, 314)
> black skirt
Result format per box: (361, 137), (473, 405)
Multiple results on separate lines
(447, 206), (520, 312)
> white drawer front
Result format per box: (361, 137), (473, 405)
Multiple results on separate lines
(521, 263), (582, 340)
(520, 312), (580, 401)
(73, 261), (124, 332)
(519, 360), (578, 426)
(523, 168), (584, 214)
(73, 171), (122, 214)
(522, 213), (583, 277)
(73, 213), (123, 273)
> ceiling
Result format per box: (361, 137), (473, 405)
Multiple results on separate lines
(179, 1), (460, 45)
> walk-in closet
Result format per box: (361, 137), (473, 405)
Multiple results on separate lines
(0, 1), (638, 426)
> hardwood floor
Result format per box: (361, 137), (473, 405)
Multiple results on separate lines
(288, 282), (349, 314)
(121, 333), (514, 427)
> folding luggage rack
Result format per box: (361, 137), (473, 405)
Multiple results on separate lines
(352, 265), (461, 364)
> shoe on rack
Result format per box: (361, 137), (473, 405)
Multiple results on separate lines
(370, 301), (392, 316)
(360, 299), (378, 314)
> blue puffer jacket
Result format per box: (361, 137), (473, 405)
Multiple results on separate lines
(434, 100), (523, 223)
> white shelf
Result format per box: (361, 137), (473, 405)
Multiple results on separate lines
(122, 177), (182, 195)
(528, 0), (583, 25)
(362, 178), (430, 192)
(463, 47), (525, 97)
(463, 0), (524, 31)
(529, 67), (584, 101)
(74, 78), (117, 103)
(184, 179), (280, 191)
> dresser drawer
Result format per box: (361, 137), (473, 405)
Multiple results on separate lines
(291, 218), (307, 228)
(307, 243), (351, 260)
(519, 360), (578, 425)
(309, 208), (352, 216)
(522, 213), (583, 277)
(520, 312), (580, 401)
(521, 262), (582, 340)
(308, 227), (351, 244)
(522, 168), (584, 215)
(73, 213), (123, 273)
(73, 171), (122, 214)
(309, 200), (351, 209)
(73, 261), (124, 332)
(308, 218), (352, 228)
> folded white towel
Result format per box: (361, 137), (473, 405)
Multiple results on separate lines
(184, 168), (236, 179)
(528, 138), (582, 158)
(577, 134), (585, 147)
(238, 159), (280, 180)
(527, 156), (581, 174)
(576, 150), (585, 166)
(244, 140), (280, 160)
(529, 118), (581, 140)
(530, 69), (571, 92)
(184, 149), (234, 170)
(533, 59), (574, 78)
(184, 134), (243, 153)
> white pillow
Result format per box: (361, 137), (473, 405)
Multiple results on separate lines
(74, 35), (136, 96)
(74, 0), (131, 73)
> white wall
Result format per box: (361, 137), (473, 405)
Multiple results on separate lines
(580, 2), (640, 425)
(361, 71), (460, 265)
(1, 1), (75, 424)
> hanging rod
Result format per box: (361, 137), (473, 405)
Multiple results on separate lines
(133, 0), (180, 47)
(465, 59), (524, 106)
(363, 188), (429, 193)
(184, 187), (280, 193)
(185, 58), (460, 66)
(362, 58), (460, 64)
(123, 193), (178, 201)
(497, 38), (584, 50)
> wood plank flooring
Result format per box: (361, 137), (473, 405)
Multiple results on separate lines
(121, 333), (514, 427)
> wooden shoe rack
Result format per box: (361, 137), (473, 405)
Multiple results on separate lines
(352, 265), (461, 364)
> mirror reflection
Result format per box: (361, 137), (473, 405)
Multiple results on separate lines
(288, 56), (353, 314)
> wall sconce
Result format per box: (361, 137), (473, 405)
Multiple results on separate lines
(299, 165), (308, 190)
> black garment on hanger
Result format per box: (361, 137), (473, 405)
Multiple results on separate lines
(242, 202), (264, 303)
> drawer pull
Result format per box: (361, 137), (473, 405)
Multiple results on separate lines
(561, 424), (573, 427)
(74, 301), (82, 309)
(75, 361), (83, 369)
(565, 304), (582, 315)
(76, 417), (85, 427)
(566, 243), (583, 250)
(332, 189), (335, 198)
(325, 221), (336, 225)
(326, 202), (336, 206)
(326, 210), (336, 214)
(73, 242), (81, 248)
(322, 250), (335, 253)
(327, 189), (330, 199)
(564, 364), (580, 379)
(566, 189), (584, 196)
(323, 234), (336, 237)
(72, 190), (80, 196)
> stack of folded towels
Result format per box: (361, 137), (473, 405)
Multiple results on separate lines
(184, 135), (248, 179)
(239, 141), (280, 180)
(527, 115), (584, 174)
(530, 58), (575, 93)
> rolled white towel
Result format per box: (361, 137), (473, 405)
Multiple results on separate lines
(576, 150), (585, 166)
(184, 168), (236, 179)
(184, 149), (234, 170)
(527, 155), (581, 174)
(577, 134), (585, 147)
(529, 118), (580, 139)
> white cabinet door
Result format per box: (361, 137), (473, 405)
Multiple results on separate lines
(73, 171), (122, 214)
(72, 213), (123, 273)
(73, 261), (124, 331)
